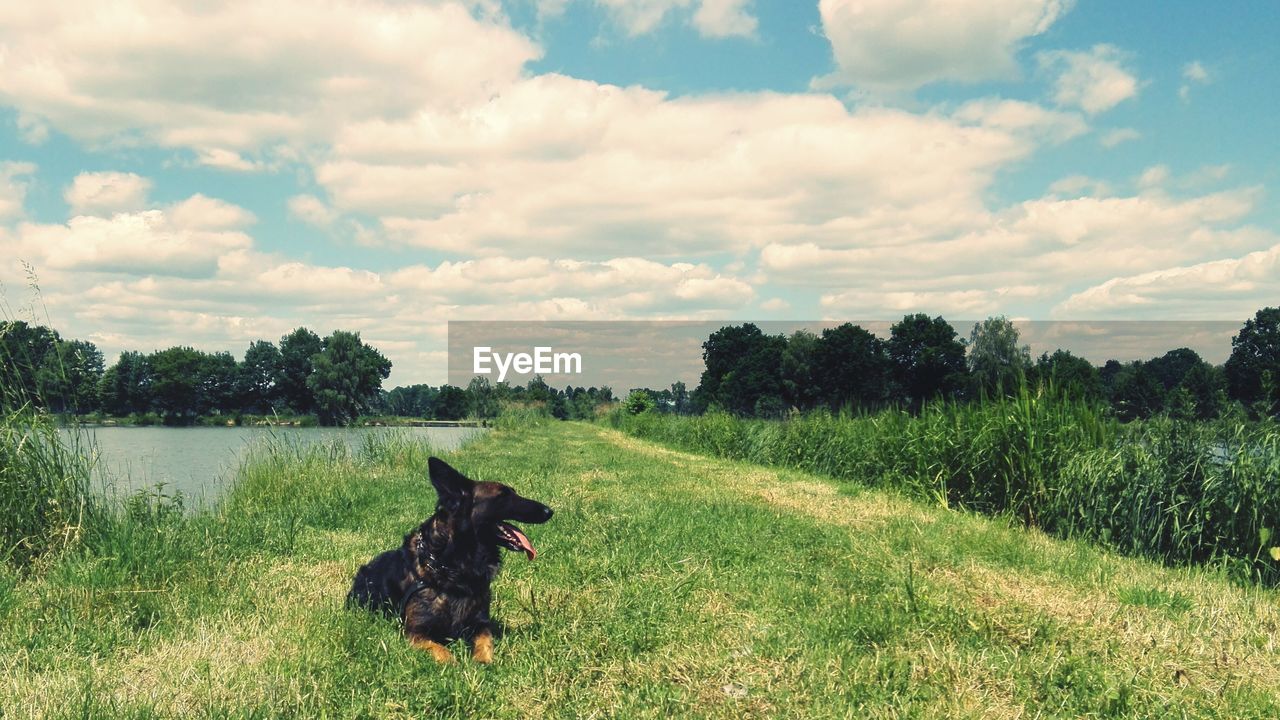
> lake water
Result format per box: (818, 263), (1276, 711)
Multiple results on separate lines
(60, 426), (486, 505)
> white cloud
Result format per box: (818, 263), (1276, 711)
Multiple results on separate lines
(1039, 44), (1139, 114)
(595, 0), (691, 35)
(10, 195), (256, 278)
(692, 0), (757, 38)
(1048, 175), (1111, 197)
(1056, 242), (1280, 319)
(288, 195), (339, 227)
(64, 171), (153, 216)
(817, 0), (1073, 91)
(759, 187), (1266, 319)
(1100, 127), (1141, 148)
(1180, 60), (1211, 102)
(0, 161), (37, 220)
(321, 78), (1081, 258)
(0, 1), (540, 158)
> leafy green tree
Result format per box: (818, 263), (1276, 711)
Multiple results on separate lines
(466, 377), (500, 418)
(624, 389), (656, 415)
(669, 381), (690, 415)
(434, 385), (468, 420)
(1178, 362), (1226, 420)
(200, 351), (240, 415)
(1108, 361), (1164, 421)
(384, 384), (438, 417)
(238, 340), (284, 414)
(279, 327), (323, 414)
(37, 339), (104, 413)
(0, 320), (60, 407)
(1225, 308), (1280, 418)
(98, 351), (154, 416)
(307, 330), (392, 425)
(1028, 350), (1102, 401)
(813, 323), (890, 412)
(967, 316), (1030, 397)
(780, 330), (820, 411)
(149, 346), (207, 423)
(693, 324), (786, 416)
(887, 314), (968, 410)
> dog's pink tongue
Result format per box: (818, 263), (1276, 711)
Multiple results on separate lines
(510, 526), (537, 560)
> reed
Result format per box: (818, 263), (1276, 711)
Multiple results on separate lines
(610, 387), (1280, 581)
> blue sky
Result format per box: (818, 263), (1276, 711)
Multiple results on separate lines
(1, 0), (1277, 383)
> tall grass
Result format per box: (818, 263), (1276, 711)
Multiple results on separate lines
(0, 407), (97, 569)
(610, 388), (1280, 582)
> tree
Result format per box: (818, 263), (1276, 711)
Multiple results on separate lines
(434, 385), (468, 420)
(887, 314), (968, 409)
(0, 320), (60, 407)
(624, 389), (656, 415)
(669, 381), (690, 415)
(780, 330), (820, 411)
(1225, 307), (1280, 418)
(967, 316), (1030, 397)
(149, 346), (208, 423)
(98, 351), (153, 416)
(693, 324), (786, 416)
(1028, 350), (1102, 401)
(279, 327), (323, 414)
(812, 323), (890, 412)
(307, 330), (392, 425)
(466, 377), (500, 418)
(1108, 361), (1164, 421)
(38, 339), (104, 413)
(382, 384), (437, 417)
(239, 340), (284, 414)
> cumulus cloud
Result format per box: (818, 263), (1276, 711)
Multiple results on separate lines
(323, 79), (1082, 258)
(0, 1), (540, 158)
(692, 0), (757, 38)
(0, 161), (36, 220)
(288, 195), (339, 227)
(1039, 44), (1139, 114)
(759, 187), (1266, 317)
(64, 172), (153, 216)
(817, 0), (1072, 91)
(1056, 242), (1280, 319)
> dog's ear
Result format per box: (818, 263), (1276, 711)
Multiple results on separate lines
(428, 457), (474, 508)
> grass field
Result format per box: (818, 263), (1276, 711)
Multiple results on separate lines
(4, 420), (1280, 718)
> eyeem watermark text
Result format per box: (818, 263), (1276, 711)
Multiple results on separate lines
(473, 346), (583, 382)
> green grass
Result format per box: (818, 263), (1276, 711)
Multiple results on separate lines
(4, 421), (1280, 717)
(610, 394), (1280, 582)
(0, 409), (98, 570)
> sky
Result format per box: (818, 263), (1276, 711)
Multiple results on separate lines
(1, 0), (1277, 385)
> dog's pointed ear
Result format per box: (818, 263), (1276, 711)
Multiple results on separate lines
(428, 457), (474, 504)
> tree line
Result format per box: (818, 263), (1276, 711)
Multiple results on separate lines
(628, 308), (1280, 421)
(1, 323), (391, 425)
(0, 321), (618, 425)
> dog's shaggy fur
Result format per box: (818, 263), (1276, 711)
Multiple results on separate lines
(346, 457), (553, 662)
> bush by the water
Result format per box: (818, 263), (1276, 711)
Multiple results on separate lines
(609, 390), (1280, 582)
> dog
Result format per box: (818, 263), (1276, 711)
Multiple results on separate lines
(346, 456), (553, 663)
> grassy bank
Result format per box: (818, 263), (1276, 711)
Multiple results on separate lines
(4, 420), (1280, 717)
(609, 394), (1280, 582)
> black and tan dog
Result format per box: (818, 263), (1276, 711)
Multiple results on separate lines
(346, 457), (553, 663)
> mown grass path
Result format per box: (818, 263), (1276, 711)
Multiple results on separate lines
(3, 421), (1280, 718)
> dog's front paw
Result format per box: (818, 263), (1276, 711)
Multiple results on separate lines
(472, 631), (494, 664)
(409, 635), (456, 663)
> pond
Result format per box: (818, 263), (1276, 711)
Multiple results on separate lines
(60, 425), (486, 505)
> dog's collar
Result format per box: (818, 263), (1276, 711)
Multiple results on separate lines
(399, 579), (431, 620)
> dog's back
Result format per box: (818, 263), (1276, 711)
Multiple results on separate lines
(346, 547), (407, 616)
